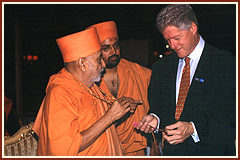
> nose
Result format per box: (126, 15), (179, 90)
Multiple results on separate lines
(110, 45), (117, 55)
(169, 40), (177, 50)
(101, 58), (106, 68)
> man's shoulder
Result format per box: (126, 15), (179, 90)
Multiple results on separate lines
(46, 70), (85, 97)
(203, 43), (235, 64)
(204, 43), (235, 57)
(46, 83), (72, 100)
(120, 58), (151, 72)
(151, 53), (178, 69)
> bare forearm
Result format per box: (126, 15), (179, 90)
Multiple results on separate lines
(78, 111), (114, 153)
(78, 98), (140, 153)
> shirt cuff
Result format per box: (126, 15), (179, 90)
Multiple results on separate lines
(149, 113), (160, 133)
(190, 121), (200, 143)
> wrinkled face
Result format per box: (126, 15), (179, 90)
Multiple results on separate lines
(85, 50), (106, 83)
(100, 37), (121, 69)
(162, 24), (197, 58)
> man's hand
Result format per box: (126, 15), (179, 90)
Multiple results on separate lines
(123, 97), (142, 114)
(107, 97), (142, 123)
(134, 115), (158, 133)
(79, 97), (141, 152)
(163, 121), (194, 145)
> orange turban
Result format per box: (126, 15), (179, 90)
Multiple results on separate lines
(87, 21), (118, 42)
(56, 27), (101, 63)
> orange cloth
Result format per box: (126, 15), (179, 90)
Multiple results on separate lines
(33, 68), (124, 156)
(87, 21), (118, 42)
(56, 27), (101, 63)
(4, 95), (13, 121)
(98, 59), (152, 155)
(4, 95), (13, 136)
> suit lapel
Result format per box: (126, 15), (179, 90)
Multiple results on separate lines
(181, 44), (210, 120)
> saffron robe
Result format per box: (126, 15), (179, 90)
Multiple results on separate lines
(4, 95), (12, 122)
(33, 68), (124, 156)
(4, 95), (13, 136)
(99, 59), (152, 155)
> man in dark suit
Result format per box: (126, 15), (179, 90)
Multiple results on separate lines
(135, 4), (236, 156)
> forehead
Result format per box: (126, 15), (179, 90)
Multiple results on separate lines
(88, 50), (102, 59)
(100, 37), (118, 46)
(162, 26), (182, 39)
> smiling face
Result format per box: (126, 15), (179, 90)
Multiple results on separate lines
(162, 23), (198, 58)
(100, 37), (121, 69)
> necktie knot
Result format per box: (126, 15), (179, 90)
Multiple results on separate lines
(185, 57), (190, 64)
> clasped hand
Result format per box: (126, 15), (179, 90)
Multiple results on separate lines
(108, 97), (142, 122)
(163, 121), (194, 145)
(135, 115), (194, 145)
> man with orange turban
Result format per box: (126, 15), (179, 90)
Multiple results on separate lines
(87, 21), (152, 156)
(32, 27), (142, 156)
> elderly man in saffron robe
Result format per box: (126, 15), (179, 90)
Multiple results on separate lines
(32, 27), (142, 156)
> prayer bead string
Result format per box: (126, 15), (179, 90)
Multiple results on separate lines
(67, 70), (117, 104)
(152, 128), (166, 148)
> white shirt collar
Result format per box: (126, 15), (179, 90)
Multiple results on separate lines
(188, 35), (205, 61)
(179, 36), (205, 63)
(176, 36), (205, 104)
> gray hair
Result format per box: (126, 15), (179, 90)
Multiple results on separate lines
(156, 4), (199, 34)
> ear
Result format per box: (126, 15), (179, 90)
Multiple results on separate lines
(190, 22), (198, 35)
(77, 57), (86, 72)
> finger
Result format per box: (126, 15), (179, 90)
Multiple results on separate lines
(122, 100), (142, 106)
(122, 97), (142, 105)
(118, 97), (126, 102)
(140, 121), (149, 132)
(118, 96), (131, 102)
(121, 103), (131, 114)
(130, 100), (142, 105)
(165, 122), (180, 130)
(123, 101), (131, 110)
(163, 131), (174, 142)
(129, 102), (141, 114)
(136, 119), (146, 129)
(145, 124), (154, 133)
(165, 128), (179, 136)
(134, 122), (154, 133)
(129, 107), (136, 113)
(124, 107), (131, 113)
(123, 97), (132, 100)
(129, 104), (137, 113)
(118, 98), (130, 105)
(169, 140), (176, 145)
(142, 125), (151, 133)
(162, 131), (169, 140)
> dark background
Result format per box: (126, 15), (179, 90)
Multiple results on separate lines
(4, 3), (236, 125)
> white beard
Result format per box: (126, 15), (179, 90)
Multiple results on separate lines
(93, 68), (104, 83)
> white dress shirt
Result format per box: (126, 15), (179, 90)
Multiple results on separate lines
(151, 36), (205, 143)
(176, 36), (205, 142)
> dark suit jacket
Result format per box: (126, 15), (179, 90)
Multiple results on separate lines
(148, 43), (236, 156)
